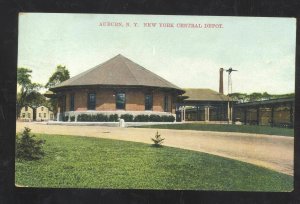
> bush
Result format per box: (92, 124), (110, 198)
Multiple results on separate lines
(120, 114), (134, 122)
(108, 114), (119, 122)
(151, 131), (165, 147)
(70, 116), (75, 122)
(76, 114), (117, 122)
(75, 113), (175, 122)
(91, 115), (97, 122)
(95, 114), (108, 122)
(77, 114), (90, 122)
(149, 114), (162, 122)
(134, 114), (149, 122)
(63, 115), (69, 121)
(161, 115), (175, 122)
(16, 127), (45, 160)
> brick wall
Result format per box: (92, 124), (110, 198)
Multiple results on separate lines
(60, 88), (176, 113)
(125, 90), (145, 111)
(153, 91), (173, 113)
(96, 89), (115, 111)
(74, 90), (88, 111)
(153, 91), (164, 112)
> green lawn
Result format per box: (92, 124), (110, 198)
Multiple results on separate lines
(137, 123), (294, 136)
(15, 134), (293, 191)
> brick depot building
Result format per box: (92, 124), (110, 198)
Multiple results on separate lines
(49, 54), (185, 121)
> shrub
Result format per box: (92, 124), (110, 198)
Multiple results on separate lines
(151, 131), (165, 147)
(108, 114), (119, 122)
(134, 114), (149, 122)
(16, 127), (45, 160)
(95, 114), (108, 122)
(161, 115), (175, 122)
(120, 114), (134, 122)
(77, 114), (118, 122)
(91, 115), (97, 122)
(76, 113), (175, 122)
(149, 114), (162, 122)
(63, 115), (69, 122)
(77, 114), (90, 122)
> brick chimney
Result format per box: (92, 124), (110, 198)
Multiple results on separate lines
(219, 68), (224, 94)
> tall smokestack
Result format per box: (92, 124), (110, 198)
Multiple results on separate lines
(219, 68), (224, 94)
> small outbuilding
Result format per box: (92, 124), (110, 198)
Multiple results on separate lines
(176, 88), (231, 122)
(36, 105), (54, 121)
(19, 106), (33, 122)
(49, 54), (185, 121)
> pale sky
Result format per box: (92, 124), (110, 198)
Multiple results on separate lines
(18, 13), (296, 95)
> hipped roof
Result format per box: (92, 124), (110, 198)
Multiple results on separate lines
(183, 88), (230, 101)
(51, 54), (184, 94)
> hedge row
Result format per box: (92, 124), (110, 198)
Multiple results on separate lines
(77, 114), (119, 122)
(64, 114), (175, 122)
(133, 114), (175, 122)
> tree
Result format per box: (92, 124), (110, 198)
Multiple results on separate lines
(151, 131), (165, 147)
(262, 92), (271, 100)
(45, 65), (70, 88)
(16, 127), (45, 160)
(229, 92), (248, 103)
(248, 92), (263, 102)
(45, 65), (70, 115)
(17, 68), (42, 118)
(25, 91), (50, 108)
(271, 93), (294, 99)
(230, 92), (294, 104)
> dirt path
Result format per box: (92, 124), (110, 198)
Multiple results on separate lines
(16, 122), (294, 176)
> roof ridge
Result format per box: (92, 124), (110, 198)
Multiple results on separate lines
(124, 56), (181, 89)
(123, 60), (140, 85)
(117, 55), (178, 88)
(53, 55), (120, 88)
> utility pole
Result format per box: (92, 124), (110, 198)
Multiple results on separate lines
(226, 68), (238, 124)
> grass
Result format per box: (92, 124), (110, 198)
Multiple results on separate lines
(15, 134), (293, 191)
(136, 123), (294, 136)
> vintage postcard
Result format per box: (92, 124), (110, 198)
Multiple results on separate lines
(16, 13), (295, 191)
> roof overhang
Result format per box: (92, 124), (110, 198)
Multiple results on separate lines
(50, 84), (185, 95)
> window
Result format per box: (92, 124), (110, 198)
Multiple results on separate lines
(164, 94), (169, 112)
(41, 107), (44, 111)
(88, 93), (96, 110)
(22, 113), (25, 118)
(61, 95), (66, 113)
(70, 93), (75, 111)
(116, 92), (126, 110)
(25, 106), (28, 111)
(145, 94), (153, 111)
(44, 113), (46, 118)
(39, 113), (41, 117)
